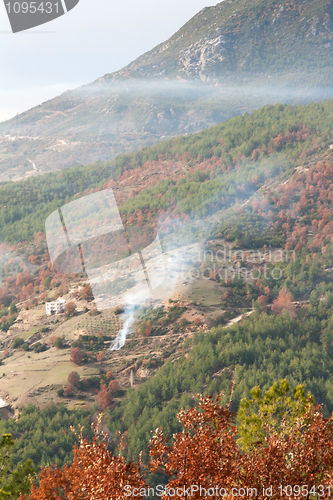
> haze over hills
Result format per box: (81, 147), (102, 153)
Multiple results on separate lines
(1, 0), (333, 182)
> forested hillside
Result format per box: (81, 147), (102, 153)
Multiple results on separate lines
(1, 100), (333, 243)
(1, 99), (333, 477)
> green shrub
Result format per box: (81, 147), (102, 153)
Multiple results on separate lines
(54, 338), (64, 349)
(33, 343), (47, 353)
(12, 337), (24, 349)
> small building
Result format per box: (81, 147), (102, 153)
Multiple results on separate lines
(46, 299), (66, 316)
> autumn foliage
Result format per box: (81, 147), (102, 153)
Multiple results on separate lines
(70, 347), (85, 365)
(272, 286), (297, 318)
(24, 380), (333, 500)
(68, 371), (80, 387)
(275, 161), (333, 255)
(26, 417), (145, 500)
(149, 391), (238, 497)
(143, 320), (152, 337)
(97, 383), (112, 410)
(96, 352), (104, 363)
(80, 285), (93, 302)
(65, 302), (76, 317)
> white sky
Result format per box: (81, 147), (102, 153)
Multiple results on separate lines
(0, 0), (213, 122)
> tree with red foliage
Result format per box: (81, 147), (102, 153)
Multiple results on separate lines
(15, 273), (24, 287)
(65, 302), (76, 317)
(97, 383), (112, 410)
(149, 391), (239, 497)
(81, 285), (93, 302)
(28, 255), (39, 265)
(22, 380), (333, 499)
(70, 347), (84, 365)
(272, 286), (297, 319)
(144, 320), (152, 337)
(108, 379), (120, 394)
(149, 381), (333, 499)
(257, 294), (268, 310)
(68, 371), (80, 387)
(96, 352), (104, 363)
(63, 385), (74, 397)
(26, 416), (146, 500)
(35, 232), (45, 241)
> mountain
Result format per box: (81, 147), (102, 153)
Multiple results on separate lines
(1, 0), (333, 182)
(106, 0), (333, 83)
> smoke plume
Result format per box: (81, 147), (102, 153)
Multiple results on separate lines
(109, 302), (137, 351)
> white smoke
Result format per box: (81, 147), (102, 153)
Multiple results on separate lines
(109, 301), (137, 351)
(108, 215), (218, 351)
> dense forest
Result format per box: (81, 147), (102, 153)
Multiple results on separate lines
(0, 101), (333, 243)
(0, 404), (93, 470)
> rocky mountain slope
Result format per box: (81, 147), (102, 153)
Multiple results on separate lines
(106, 0), (333, 83)
(0, 0), (333, 182)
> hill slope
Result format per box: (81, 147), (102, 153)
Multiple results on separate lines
(2, 99), (333, 469)
(1, 99), (333, 243)
(0, 0), (333, 182)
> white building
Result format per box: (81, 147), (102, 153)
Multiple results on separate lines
(46, 299), (66, 316)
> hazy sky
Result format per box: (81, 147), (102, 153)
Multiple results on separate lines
(0, 0), (213, 122)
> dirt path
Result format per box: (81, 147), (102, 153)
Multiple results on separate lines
(225, 310), (253, 328)
(28, 159), (37, 171)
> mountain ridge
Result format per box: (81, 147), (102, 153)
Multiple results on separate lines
(102, 0), (333, 83)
